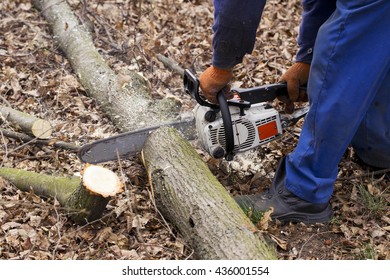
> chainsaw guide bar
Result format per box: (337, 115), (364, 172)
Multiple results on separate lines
(78, 118), (196, 164)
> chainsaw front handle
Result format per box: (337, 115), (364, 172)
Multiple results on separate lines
(217, 90), (235, 160)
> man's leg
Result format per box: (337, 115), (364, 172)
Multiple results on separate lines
(286, 0), (390, 204)
(351, 70), (390, 169)
(236, 0), (390, 223)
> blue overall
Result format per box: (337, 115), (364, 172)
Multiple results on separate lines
(212, 0), (390, 203)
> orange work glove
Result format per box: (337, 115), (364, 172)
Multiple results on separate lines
(199, 66), (233, 104)
(279, 62), (310, 114)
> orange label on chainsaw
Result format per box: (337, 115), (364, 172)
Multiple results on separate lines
(257, 121), (278, 140)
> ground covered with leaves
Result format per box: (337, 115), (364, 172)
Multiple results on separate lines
(0, 0), (389, 260)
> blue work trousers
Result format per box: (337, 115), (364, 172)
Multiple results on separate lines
(285, 0), (390, 203)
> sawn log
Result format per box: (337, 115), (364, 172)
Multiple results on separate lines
(142, 127), (277, 260)
(0, 165), (122, 224)
(0, 105), (52, 139)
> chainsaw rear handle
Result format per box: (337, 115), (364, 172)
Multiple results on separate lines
(184, 69), (235, 160)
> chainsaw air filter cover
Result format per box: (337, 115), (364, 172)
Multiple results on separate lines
(193, 102), (282, 159)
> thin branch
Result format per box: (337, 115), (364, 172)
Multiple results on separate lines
(0, 47), (46, 58)
(116, 151), (134, 214)
(0, 150), (52, 160)
(0, 128), (80, 152)
(156, 54), (184, 76)
(297, 231), (333, 260)
(80, 0), (120, 50)
(337, 168), (390, 181)
(0, 94), (12, 108)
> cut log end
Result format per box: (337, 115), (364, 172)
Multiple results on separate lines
(82, 165), (123, 197)
(31, 119), (53, 139)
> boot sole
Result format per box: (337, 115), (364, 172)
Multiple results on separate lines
(273, 206), (333, 224)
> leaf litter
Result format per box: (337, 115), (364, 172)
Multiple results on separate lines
(0, 0), (388, 260)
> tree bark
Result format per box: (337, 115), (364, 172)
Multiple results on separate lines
(0, 165), (122, 224)
(142, 127), (277, 260)
(32, 0), (181, 132)
(0, 105), (52, 139)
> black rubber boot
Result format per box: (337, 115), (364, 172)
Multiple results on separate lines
(353, 153), (390, 178)
(235, 157), (333, 224)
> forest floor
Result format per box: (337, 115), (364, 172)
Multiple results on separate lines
(0, 0), (389, 260)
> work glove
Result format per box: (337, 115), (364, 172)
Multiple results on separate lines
(199, 66), (233, 104)
(279, 62), (310, 114)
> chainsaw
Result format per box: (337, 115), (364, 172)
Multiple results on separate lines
(78, 69), (309, 164)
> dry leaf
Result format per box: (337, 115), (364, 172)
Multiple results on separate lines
(371, 229), (386, 238)
(269, 233), (288, 250)
(1, 0), (388, 262)
(257, 207), (273, 231)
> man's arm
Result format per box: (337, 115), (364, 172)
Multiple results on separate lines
(296, 0), (336, 63)
(212, 0), (266, 69)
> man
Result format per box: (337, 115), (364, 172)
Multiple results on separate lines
(199, 0), (390, 223)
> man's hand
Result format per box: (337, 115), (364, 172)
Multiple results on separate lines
(279, 62), (310, 113)
(199, 66), (233, 104)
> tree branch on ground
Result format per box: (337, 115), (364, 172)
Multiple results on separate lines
(0, 105), (52, 139)
(0, 128), (80, 152)
(0, 165), (122, 224)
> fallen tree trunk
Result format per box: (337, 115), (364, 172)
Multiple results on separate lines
(32, 0), (275, 259)
(0, 165), (122, 224)
(0, 105), (52, 139)
(142, 127), (277, 260)
(32, 0), (181, 132)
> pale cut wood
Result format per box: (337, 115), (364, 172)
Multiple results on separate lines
(82, 164), (123, 197)
(142, 127), (277, 260)
(0, 165), (122, 224)
(0, 105), (52, 139)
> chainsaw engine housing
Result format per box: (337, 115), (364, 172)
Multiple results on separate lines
(193, 102), (282, 158)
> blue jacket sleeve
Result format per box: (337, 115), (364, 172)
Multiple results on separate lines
(212, 0), (266, 69)
(296, 0), (336, 63)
